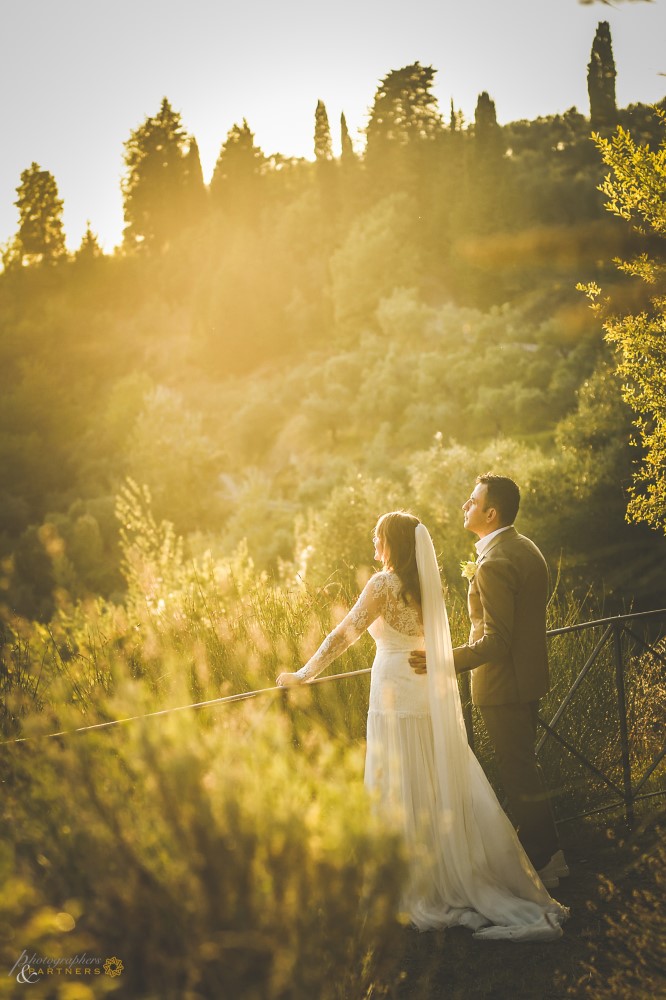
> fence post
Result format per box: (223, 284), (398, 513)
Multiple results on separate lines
(612, 621), (634, 829)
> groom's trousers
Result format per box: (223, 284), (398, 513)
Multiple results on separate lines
(479, 700), (559, 870)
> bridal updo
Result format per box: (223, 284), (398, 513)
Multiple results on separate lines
(374, 511), (422, 606)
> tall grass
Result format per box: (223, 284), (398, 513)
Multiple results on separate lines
(2, 528), (663, 812)
(1, 490), (664, 997)
(1, 701), (410, 999)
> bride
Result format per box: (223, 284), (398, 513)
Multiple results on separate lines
(277, 511), (568, 940)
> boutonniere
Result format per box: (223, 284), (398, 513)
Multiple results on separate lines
(460, 560), (478, 582)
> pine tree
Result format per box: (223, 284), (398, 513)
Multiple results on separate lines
(210, 120), (265, 218)
(76, 221), (103, 261)
(14, 162), (66, 264)
(367, 64), (443, 150)
(588, 21), (617, 128)
(366, 63), (444, 184)
(122, 97), (194, 250)
(314, 100), (333, 162)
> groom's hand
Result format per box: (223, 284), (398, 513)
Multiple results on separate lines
(409, 650), (427, 674)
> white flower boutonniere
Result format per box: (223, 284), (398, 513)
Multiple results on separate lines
(460, 560), (477, 582)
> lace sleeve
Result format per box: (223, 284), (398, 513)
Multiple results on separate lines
(295, 573), (389, 681)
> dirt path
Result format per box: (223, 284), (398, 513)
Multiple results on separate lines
(389, 814), (665, 1000)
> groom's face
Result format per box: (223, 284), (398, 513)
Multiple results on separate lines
(462, 483), (491, 537)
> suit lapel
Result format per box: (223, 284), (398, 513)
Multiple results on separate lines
(476, 525), (518, 567)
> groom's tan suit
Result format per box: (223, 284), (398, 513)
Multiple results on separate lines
(453, 525), (559, 869)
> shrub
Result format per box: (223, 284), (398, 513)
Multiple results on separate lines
(1, 702), (406, 999)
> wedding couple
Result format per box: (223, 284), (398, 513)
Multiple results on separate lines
(277, 474), (569, 940)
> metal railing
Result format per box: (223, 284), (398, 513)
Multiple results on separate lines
(460, 608), (666, 829)
(4, 607), (665, 831)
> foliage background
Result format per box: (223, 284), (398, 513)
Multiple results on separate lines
(1, 30), (666, 999)
(2, 82), (666, 618)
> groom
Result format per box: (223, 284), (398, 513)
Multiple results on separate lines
(411, 474), (567, 888)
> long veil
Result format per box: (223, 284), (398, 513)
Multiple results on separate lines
(413, 524), (568, 939)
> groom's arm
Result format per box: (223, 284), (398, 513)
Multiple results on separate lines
(453, 559), (516, 672)
(409, 649), (479, 675)
(409, 557), (516, 676)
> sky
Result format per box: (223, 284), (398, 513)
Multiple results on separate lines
(1, 0), (664, 252)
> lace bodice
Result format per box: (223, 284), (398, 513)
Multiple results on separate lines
(295, 572), (423, 681)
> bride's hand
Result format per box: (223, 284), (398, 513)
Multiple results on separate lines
(276, 672), (304, 687)
(409, 650), (427, 674)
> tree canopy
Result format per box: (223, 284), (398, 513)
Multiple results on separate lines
(580, 114), (666, 533)
(122, 98), (201, 250)
(12, 163), (66, 265)
(2, 37), (666, 618)
(210, 119), (265, 217)
(365, 62), (444, 183)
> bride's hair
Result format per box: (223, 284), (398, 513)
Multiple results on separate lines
(375, 511), (422, 606)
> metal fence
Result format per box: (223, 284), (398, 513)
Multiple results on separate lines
(461, 608), (666, 829)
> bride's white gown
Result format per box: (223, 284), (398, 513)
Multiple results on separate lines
(295, 561), (568, 940)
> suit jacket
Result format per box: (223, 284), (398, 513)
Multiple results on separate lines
(453, 526), (550, 706)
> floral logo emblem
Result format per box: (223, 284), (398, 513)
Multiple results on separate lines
(103, 957), (124, 978)
(460, 560), (477, 582)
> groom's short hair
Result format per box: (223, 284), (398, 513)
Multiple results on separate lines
(477, 474), (520, 525)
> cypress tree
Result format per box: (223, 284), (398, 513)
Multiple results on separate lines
(313, 101), (338, 215)
(340, 112), (355, 163)
(474, 92), (502, 157)
(314, 100), (333, 162)
(470, 92), (505, 234)
(449, 99), (464, 133)
(183, 137), (207, 222)
(588, 21), (617, 128)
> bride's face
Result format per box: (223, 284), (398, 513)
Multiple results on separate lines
(373, 530), (389, 566)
